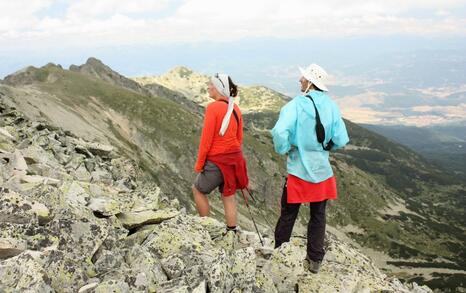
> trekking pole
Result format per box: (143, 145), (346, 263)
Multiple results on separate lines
(240, 189), (264, 246)
(245, 187), (257, 202)
(246, 187), (276, 228)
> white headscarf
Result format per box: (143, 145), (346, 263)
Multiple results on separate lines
(211, 73), (235, 136)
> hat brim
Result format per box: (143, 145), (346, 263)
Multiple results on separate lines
(311, 80), (328, 92)
(298, 67), (329, 92)
(299, 67), (307, 78)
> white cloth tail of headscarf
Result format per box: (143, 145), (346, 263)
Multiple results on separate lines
(211, 73), (235, 136)
(219, 96), (235, 136)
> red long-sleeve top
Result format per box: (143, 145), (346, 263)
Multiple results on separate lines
(194, 100), (243, 172)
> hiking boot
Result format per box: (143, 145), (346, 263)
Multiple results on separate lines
(217, 227), (238, 251)
(303, 257), (321, 274)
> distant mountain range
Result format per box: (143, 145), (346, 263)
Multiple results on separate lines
(1, 58), (464, 291)
(326, 50), (466, 127)
(362, 124), (466, 177)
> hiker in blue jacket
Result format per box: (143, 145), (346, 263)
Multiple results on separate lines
(271, 63), (349, 273)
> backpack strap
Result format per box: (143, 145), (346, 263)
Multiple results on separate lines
(306, 95), (334, 151)
(219, 100), (239, 125)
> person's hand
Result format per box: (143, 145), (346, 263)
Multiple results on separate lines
(286, 145), (297, 155)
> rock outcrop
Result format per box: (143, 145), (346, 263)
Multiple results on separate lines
(69, 57), (151, 97)
(0, 99), (432, 292)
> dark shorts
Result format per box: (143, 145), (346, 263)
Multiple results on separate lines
(194, 161), (224, 194)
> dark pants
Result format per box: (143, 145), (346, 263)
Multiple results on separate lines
(274, 180), (327, 262)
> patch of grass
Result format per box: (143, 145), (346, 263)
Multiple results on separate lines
(387, 261), (462, 270)
(404, 273), (466, 293)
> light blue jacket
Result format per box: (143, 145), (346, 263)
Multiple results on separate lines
(271, 91), (349, 183)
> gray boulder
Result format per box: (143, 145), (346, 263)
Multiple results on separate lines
(0, 237), (27, 259)
(0, 251), (55, 292)
(116, 208), (180, 229)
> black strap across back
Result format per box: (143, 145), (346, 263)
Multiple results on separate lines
(306, 95), (334, 151)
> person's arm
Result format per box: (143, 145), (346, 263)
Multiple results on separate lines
(271, 100), (297, 155)
(330, 103), (349, 149)
(194, 104), (216, 172)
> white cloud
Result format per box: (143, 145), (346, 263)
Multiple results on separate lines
(0, 0), (54, 17)
(0, 0), (54, 31)
(0, 0), (465, 50)
(66, 0), (171, 19)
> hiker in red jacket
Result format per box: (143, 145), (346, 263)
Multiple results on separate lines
(193, 73), (249, 235)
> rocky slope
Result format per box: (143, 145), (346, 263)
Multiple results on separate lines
(1, 59), (465, 291)
(0, 61), (285, 233)
(0, 99), (433, 293)
(133, 65), (466, 292)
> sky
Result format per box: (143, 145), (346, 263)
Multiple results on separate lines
(1, 1), (465, 76)
(0, 0), (465, 126)
(1, 0), (465, 47)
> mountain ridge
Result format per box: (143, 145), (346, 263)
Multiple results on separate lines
(132, 66), (290, 113)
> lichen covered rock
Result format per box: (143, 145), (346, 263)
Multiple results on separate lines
(0, 99), (433, 293)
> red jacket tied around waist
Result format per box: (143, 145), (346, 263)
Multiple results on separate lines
(208, 151), (248, 196)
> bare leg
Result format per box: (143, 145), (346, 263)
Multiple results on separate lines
(221, 194), (237, 227)
(192, 185), (210, 216)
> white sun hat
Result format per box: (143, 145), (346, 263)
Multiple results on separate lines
(299, 64), (329, 92)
